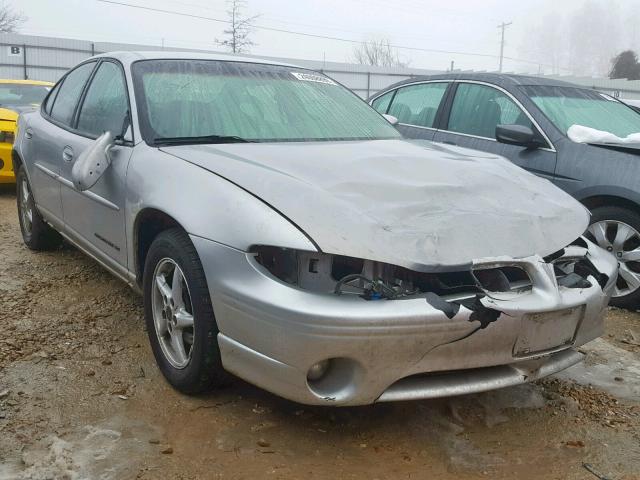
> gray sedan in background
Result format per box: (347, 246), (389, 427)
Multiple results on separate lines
(371, 74), (640, 308)
(13, 52), (617, 405)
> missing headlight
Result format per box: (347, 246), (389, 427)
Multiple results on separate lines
(472, 266), (531, 293)
(553, 256), (606, 289)
(252, 246), (298, 284)
(251, 246), (482, 299)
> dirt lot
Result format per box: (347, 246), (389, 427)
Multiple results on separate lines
(0, 185), (639, 480)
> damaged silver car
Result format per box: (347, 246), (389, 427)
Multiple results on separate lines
(13, 52), (618, 405)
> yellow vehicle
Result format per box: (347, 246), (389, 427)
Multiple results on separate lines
(0, 79), (53, 184)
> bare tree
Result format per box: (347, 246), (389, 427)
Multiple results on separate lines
(518, 0), (637, 76)
(0, 1), (25, 33)
(215, 0), (259, 54)
(353, 39), (408, 68)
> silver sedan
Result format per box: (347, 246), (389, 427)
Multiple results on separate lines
(13, 51), (618, 406)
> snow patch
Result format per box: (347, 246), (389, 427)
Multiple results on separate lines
(555, 338), (640, 400)
(568, 124), (640, 144)
(0, 425), (147, 480)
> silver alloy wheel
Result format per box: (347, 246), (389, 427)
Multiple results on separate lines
(587, 220), (640, 297)
(151, 258), (195, 369)
(19, 177), (33, 235)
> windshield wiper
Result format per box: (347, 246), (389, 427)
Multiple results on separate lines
(153, 134), (251, 146)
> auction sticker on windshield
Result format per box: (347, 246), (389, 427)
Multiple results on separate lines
(291, 72), (337, 85)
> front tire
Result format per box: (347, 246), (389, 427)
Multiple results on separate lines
(586, 206), (640, 309)
(143, 228), (227, 394)
(16, 166), (62, 251)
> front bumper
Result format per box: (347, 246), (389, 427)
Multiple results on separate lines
(0, 142), (14, 184)
(192, 236), (618, 406)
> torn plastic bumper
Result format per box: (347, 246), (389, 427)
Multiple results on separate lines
(192, 235), (618, 406)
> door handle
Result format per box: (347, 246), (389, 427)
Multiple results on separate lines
(443, 141), (457, 146)
(62, 146), (74, 162)
(25, 128), (33, 139)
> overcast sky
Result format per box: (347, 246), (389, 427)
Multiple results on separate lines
(11, 0), (635, 74)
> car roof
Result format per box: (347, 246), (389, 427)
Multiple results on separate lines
(93, 50), (301, 69)
(375, 72), (582, 97)
(0, 79), (54, 86)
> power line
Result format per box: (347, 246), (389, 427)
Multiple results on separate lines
(97, 0), (496, 58)
(96, 0), (566, 70)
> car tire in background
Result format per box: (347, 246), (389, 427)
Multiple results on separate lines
(143, 228), (228, 394)
(16, 166), (62, 251)
(587, 206), (640, 309)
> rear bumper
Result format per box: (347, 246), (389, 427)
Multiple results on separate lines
(0, 142), (14, 183)
(192, 236), (618, 406)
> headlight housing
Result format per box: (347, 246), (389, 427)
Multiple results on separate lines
(252, 246), (488, 300)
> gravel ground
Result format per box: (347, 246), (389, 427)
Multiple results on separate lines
(0, 185), (639, 480)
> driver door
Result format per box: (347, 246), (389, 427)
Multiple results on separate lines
(58, 60), (132, 270)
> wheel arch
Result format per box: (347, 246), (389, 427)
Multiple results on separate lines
(133, 208), (184, 286)
(581, 195), (640, 216)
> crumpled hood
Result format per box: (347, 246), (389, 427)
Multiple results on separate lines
(162, 139), (589, 271)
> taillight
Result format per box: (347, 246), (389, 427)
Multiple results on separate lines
(0, 131), (15, 144)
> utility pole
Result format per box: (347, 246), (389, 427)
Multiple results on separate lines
(497, 21), (512, 72)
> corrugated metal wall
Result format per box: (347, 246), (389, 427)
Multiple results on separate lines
(0, 33), (443, 97)
(2, 33), (640, 99)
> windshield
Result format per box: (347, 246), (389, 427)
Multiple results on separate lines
(523, 85), (640, 138)
(0, 83), (51, 107)
(132, 60), (400, 144)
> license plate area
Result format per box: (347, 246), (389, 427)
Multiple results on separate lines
(513, 306), (584, 357)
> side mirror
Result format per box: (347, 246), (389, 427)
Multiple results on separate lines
(382, 114), (399, 126)
(495, 124), (545, 149)
(71, 131), (114, 191)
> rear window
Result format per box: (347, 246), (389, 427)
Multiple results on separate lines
(0, 84), (51, 108)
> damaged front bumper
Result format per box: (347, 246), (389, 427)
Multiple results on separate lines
(192, 236), (618, 406)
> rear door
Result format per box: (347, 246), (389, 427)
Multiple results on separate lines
(433, 82), (557, 179)
(372, 82), (450, 141)
(30, 62), (96, 225)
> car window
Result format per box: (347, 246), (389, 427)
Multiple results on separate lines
(447, 83), (532, 139)
(77, 62), (128, 137)
(523, 85), (640, 138)
(371, 90), (394, 114)
(49, 62), (96, 126)
(386, 83), (448, 128)
(43, 81), (62, 115)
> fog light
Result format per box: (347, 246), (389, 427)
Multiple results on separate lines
(307, 360), (330, 381)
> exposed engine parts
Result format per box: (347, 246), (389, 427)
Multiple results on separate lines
(252, 240), (605, 305)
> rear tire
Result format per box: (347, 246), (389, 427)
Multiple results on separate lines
(143, 228), (228, 394)
(16, 166), (62, 251)
(587, 206), (640, 309)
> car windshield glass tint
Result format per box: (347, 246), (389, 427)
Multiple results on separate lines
(0, 84), (51, 107)
(523, 85), (640, 138)
(132, 60), (401, 144)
